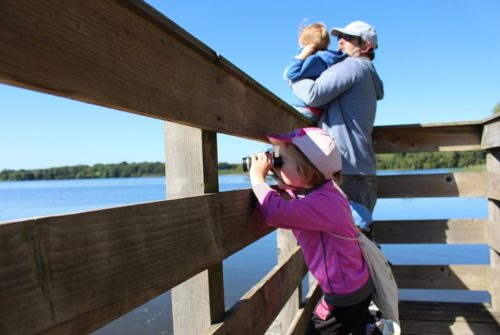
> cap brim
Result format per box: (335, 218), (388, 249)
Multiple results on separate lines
(330, 27), (361, 37)
(330, 28), (344, 36)
(266, 128), (309, 144)
(266, 133), (293, 145)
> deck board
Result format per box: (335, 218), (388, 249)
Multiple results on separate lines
(399, 301), (500, 334)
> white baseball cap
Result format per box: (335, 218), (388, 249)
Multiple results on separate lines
(266, 127), (342, 179)
(330, 20), (378, 49)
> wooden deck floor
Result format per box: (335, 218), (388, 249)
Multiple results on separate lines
(399, 301), (500, 334)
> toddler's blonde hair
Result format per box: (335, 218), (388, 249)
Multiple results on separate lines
(299, 22), (330, 50)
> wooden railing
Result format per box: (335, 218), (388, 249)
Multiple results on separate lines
(1, 1), (499, 334)
(374, 117), (500, 307)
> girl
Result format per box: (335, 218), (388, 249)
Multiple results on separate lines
(249, 127), (375, 335)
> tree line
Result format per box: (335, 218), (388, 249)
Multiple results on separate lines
(0, 151), (485, 181)
(0, 162), (165, 181)
(376, 151), (485, 170)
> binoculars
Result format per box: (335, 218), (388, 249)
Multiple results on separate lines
(242, 151), (283, 172)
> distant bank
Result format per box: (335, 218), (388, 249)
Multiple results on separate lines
(0, 151), (485, 181)
(0, 162), (244, 181)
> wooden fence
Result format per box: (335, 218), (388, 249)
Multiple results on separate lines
(1, 1), (499, 334)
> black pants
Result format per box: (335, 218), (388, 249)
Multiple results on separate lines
(307, 295), (376, 335)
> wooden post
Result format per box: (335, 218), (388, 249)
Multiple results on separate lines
(164, 122), (224, 334)
(266, 229), (301, 334)
(483, 115), (500, 312)
(487, 148), (500, 312)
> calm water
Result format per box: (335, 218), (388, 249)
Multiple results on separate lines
(0, 172), (491, 334)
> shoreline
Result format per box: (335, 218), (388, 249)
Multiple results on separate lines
(0, 165), (486, 182)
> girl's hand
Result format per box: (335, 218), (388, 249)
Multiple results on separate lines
(249, 152), (272, 187)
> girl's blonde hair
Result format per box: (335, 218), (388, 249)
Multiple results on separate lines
(299, 22), (330, 50)
(286, 143), (326, 187)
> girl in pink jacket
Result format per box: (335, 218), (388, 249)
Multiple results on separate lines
(249, 127), (374, 335)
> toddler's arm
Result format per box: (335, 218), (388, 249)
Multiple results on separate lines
(284, 45), (327, 82)
(285, 56), (329, 82)
(295, 45), (317, 60)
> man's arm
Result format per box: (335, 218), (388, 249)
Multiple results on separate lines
(291, 57), (359, 107)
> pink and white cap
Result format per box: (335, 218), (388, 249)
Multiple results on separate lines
(266, 127), (342, 179)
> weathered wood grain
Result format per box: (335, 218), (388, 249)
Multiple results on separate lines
(482, 114), (500, 150)
(0, 190), (273, 335)
(378, 172), (486, 198)
(486, 150), (500, 253)
(165, 123), (225, 334)
(490, 250), (500, 313)
(487, 148), (500, 311)
(206, 247), (308, 335)
(399, 301), (500, 335)
(0, 0), (306, 143)
(373, 122), (482, 153)
(373, 219), (487, 244)
(486, 171), (500, 201)
(288, 282), (323, 335)
(394, 265), (489, 290)
(269, 229), (301, 334)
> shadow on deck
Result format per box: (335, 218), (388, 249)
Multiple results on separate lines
(400, 301), (500, 334)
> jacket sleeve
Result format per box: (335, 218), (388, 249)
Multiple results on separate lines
(252, 182), (348, 232)
(284, 55), (328, 82)
(291, 58), (359, 107)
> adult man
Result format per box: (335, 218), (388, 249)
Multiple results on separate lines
(291, 20), (384, 213)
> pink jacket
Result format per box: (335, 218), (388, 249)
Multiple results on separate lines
(252, 181), (372, 306)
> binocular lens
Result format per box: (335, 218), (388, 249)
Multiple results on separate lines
(242, 156), (251, 172)
(242, 154), (283, 172)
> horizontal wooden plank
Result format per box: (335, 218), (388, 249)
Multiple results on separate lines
(373, 123), (482, 153)
(393, 265), (489, 290)
(0, 190), (273, 335)
(377, 172), (486, 198)
(373, 219), (487, 244)
(288, 282), (323, 335)
(399, 301), (500, 335)
(481, 114), (500, 150)
(0, 0), (306, 143)
(206, 247), (308, 335)
(400, 301), (500, 323)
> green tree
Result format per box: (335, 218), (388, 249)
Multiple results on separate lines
(493, 102), (500, 114)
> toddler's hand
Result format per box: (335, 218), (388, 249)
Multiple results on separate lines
(249, 152), (272, 187)
(296, 44), (317, 60)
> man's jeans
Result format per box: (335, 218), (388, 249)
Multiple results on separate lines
(340, 175), (378, 213)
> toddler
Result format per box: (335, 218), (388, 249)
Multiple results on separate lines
(284, 23), (346, 123)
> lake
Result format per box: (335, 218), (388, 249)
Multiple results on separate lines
(0, 172), (491, 334)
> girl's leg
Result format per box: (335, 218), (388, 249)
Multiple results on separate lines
(311, 295), (373, 335)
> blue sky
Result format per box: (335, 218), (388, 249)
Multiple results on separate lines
(1, 0), (499, 170)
